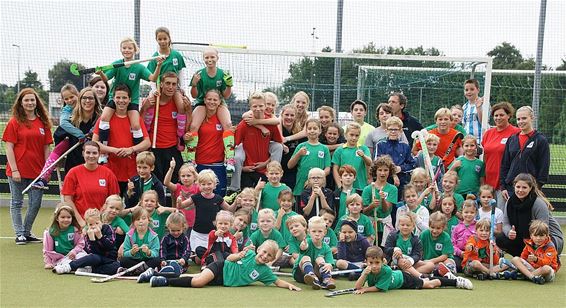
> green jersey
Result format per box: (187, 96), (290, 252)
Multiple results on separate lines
(287, 235), (306, 255)
(292, 142), (331, 196)
(362, 183), (397, 231)
(260, 183), (289, 211)
(248, 229), (286, 249)
(449, 157), (485, 195)
(147, 49), (186, 75)
(332, 145), (371, 190)
(50, 226), (76, 255)
(149, 210), (170, 239)
(292, 238), (334, 276)
(335, 214), (375, 239)
(446, 215), (459, 236)
(110, 216), (130, 235)
(192, 67), (228, 106)
(365, 264), (403, 292)
(105, 59), (151, 105)
(222, 250), (277, 287)
(419, 229), (454, 260)
(323, 227), (338, 249)
(242, 209), (259, 238)
(276, 211), (298, 245)
(395, 235), (414, 256)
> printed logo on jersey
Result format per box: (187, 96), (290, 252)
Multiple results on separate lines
(172, 111), (178, 119)
(317, 151), (325, 158)
(358, 225), (364, 233)
(55, 241), (59, 247)
(250, 223), (258, 231)
(435, 243), (443, 251)
(526, 142), (534, 149)
(68, 233), (74, 241)
(216, 124), (222, 131)
(39, 128), (45, 135)
(129, 73), (136, 81)
(153, 220), (160, 228)
(407, 247), (412, 254)
(216, 80), (222, 87)
(475, 165), (481, 173)
(99, 179), (107, 187)
(383, 191), (389, 199)
(172, 58), (178, 66)
(249, 269), (260, 280)
(500, 138), (508, 144)
(323, 237), (330, 245)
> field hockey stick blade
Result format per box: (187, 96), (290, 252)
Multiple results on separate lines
(325, 288), (356, 297)
(91, 261), (145, 283)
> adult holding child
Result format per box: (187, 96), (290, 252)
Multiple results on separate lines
(500, 106), (550, 201)
(62, 141), (120, 227)
(496, 173), (563, 257)
(481, 102), (520, 208)
(93, 84), (151, 196)
(3, 88), (53, 244)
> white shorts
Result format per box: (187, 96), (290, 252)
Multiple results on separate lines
(189, 230), (208, 252)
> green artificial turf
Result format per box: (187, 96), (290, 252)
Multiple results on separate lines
(1, 208), (565, 307)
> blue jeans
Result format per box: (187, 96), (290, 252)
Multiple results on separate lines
(8, 177), (44, 237)
(196, 163), (227, 197)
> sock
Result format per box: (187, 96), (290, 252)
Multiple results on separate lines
(168, 276), (192, 288)
(98, 121), (110, 143)
(186, 132), (199, 162)
(132, 129), (143, 145)
(319, 264), (331, 280)
(222, 130), (235, 161)
(176, 114), (187, 138)
(143, 106), (155, 131)
(302, 262), (314, 275)
(436, 276), (457, 287)
(38, 139), (70, 182)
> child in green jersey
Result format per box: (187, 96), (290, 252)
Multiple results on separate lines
(43, 204), (85, 269)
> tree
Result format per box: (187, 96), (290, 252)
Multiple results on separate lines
(557, 58), (566, 71)
(20, 69), (48, 103)
(48, 59), (86, 91)
(0, 84), (17, 113)
(487, 42), (525, 69)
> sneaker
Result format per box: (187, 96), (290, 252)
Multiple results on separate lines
(137, 268), (155, 283)
(225, 158), (235, 173)
(15, 235), (27, 245)
(53, 263), (71, 274)
(76, 266), (92, 274)
(499, 258), (517, 271)
(157, 265), (180, 278)
(532, 275), (545, 285)
(25, 234), (42, 243)
(130, 262), (149, 276)
(502, 270), (518, 280)
(455, 276), (474, 290)
(437, 263), (450, 277)
(442, 270), (458, 280)
(322, 278), (336, 290)
(303, 272), (321, 290)
(31, 179), (49, 190)
(475, 273), (486, 281)
(150, 276), (169, 287)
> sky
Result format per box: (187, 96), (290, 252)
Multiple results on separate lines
(1, 0), (564, 91)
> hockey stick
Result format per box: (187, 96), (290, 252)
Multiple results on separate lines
(75, 271), (137, 280)
(411, 129), (437, 191)
(489, 198), (496, 276)
(55, 166), (64, 202)
(441, 132), (464, 164)
(371, 183), (380, 246)
(274, 268), (362, 277)
(256, 178), (263, 211)
(70, 56), (160, 76)
(172, 42), (247, 49)
(91, 261), (145, 283)
(22, 141), (83, 194)
(152, 78), (161, 149)
(325, 288), (357, 297)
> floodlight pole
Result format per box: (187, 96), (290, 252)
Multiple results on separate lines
(333, 0), (343, 113)
(12, 44), (21, 93)
(134, 0), (140, 60)
(532, 0), (547, 130)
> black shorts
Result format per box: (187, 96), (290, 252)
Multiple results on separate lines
(400, 271), (424, 289)
(205, 260), (225, 286)
(105, 99), (138, 111)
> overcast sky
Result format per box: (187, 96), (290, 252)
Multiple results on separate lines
(1, 0), (564, 90)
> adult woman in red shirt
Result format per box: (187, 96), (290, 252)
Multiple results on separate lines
(62, 141), (120, 227)
(2, 88), (53, 245)
(481, 102), (520, 208)
(194, 89), (228, 195)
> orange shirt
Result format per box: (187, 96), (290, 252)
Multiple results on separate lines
(521, 237), (560, 271)
(462, 235), (500, 267)
(416, 128), (462, 168)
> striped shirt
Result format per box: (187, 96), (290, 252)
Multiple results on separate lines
(462, 101), (482, 141)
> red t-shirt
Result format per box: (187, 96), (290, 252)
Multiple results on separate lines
(148, 98), (178, 148)
(2, 117), (53, 178)
(235, 120), (283, 174)
(416, 128), (462, 168)
(174, 183), (200, 227)
(519, 131), (535, 150)
(482, 125), (520, 189)
(196, 114), (225, 164)
(93, 116), (149, 182)
(62, 165), (120, 217)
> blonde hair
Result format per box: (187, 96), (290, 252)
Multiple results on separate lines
(442, 170), (459, 183)
(166, 211), (187, 229)
(291, 91), (310, 132)
(475, 218), (491, 231)
(197, 169), (218, 185)
(346, 193), (363, 206)
(258, 208), (276, 221)
(84, 208), (101, 223)
(216, 210), (235, 224)
(120, 37), (140, 53)
(529, 220), (549, 237)
(258, 239), (279, 257)
(425, 133), (440, 144)
(136, 151), (155, 167)
(317, 105), (336, 121)
(239, 187), (257, 202)
(178, 163), (198, 180)
(411, 167), (429, 183)
(286, 215), (307, 229)
(248, 91), (265, 106)
(264, 92), (279, 107)
(308, 216), (326, 230)
(479, 184), (495, 198)
(385, 116), (403, 129)
(140, 190), (160, 206)
(103, 194), (123, 211)
(345, 122), (362, 134)
(397, 212), (417, 228)
(434, 108), (453, 121)
(266, 161), (283, 173)
(462, 135), (478, 146)
(131, 207), (150, 223)
(71, 87), (101, 127)
(461, 196), (477, 214)
(429, 211), (447, 227)
(307, 168), (326, 188)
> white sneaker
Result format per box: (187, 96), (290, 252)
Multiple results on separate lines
(53, 263), (71, 274)
(76, 266), (92, 273)
(455, 276), (474, 290)
(443, 270), (457, 280)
